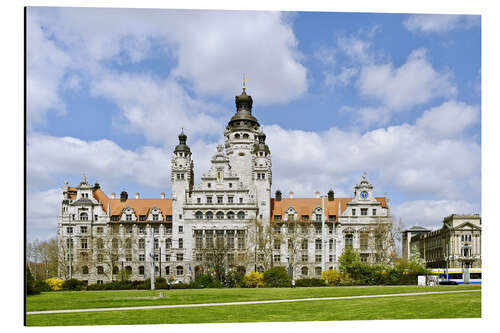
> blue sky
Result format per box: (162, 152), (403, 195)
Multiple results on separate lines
(26, 7), (481, 240)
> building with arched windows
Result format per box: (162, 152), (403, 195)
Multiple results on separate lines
(57, 87), (394, 284)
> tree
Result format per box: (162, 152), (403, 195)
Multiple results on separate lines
(370, 215), (396, 265)
(263, 266), (291, 287)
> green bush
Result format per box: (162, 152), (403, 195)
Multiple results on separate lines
(34, 279), (51, 292)
(263, 266), (291, 287)
(87, 283), (106, 291)
(190, 274), (222, 289)
(26, 266), (40, 295)
(171, 282), (189, 289)
(62, 278), (85, 291)
(224, 268), (245, 288)
(295, 278), (326, 287)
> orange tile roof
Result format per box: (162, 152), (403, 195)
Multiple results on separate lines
(67, 187), (78, 200)
(92, 189), (173, 221)
(271, 197), (387, 220)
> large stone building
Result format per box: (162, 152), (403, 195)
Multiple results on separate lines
(402, 214), (482, 269)
(57, 87), (394, 284)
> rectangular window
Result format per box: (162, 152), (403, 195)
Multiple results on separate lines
(301, 215), (309, 222)
(329, 255), (333, 262)
(139, 254), (145, 261)
(81, 238), (87, 249)
(315, 255), (322, 263)
(67, 227), (73, 234)
(139, 215), (146, 221)
(206, 196), (212, 204)
(126, 225), (133, 234)
(228, 196), (234, 203)
(352, 209), (356, 216)
(165, 254), (171, 262)
(96, 227), (103, 234)
(195, 233), (203, 249)
(302, 239), (308, 250)
(361, 208), (368, 216)
(273, 225), (281, 233)
(239, 197), (243, 203)
(273, 254), (281, 262)
(258, 254), (265, 262)
(302, 254), (308, 262)
(126, 254), (132, 262)
(94, 214), (98, 221)
(152, 214), (159, 221)
(166, 215), (172, 222)
(372, 209), (376, 215)
(126, 214), (132, 221)
(178, 226), (183, 233)
(197, 197), (201, 204)
(154, 238), (159, 250)
(227, 232), (234, 249)
(178, 238), (183, 249)
(315, 214), (322, 222)
(237, 231), (245, 249)
(328, 215), (336, 222)
(80, 226), (87, 234)
(176, 253), (183, 262)
(154, 226), (159, 234)
(195, 253), (202, 262)
(274, 215), (282, 221)
(274, 238), (281, 250)
(139, 226), (145, 234)
(315, 226), (321, 234)
(217, 196), (223, 204)
(328, 226), (333, 234)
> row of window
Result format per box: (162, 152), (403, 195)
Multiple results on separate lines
(352, 208), (377, 216)
(110, 215), (173, 222)
(195, 195), (242, 204)
(66, 224), (180, 235)
(273, 238), (337, 250)
(272, 224), (335, 234)
(194, 211), (245, 220)
(79, 265), (185, 276)
(274, 214), (337, 222)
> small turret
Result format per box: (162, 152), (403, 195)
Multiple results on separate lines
(328, 189), (334, 201)
(275, 190), (282, 201)
(174, 129), (191, 155)
(120, 191), (128, 202)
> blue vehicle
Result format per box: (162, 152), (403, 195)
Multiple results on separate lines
(430, 268), (482, 284)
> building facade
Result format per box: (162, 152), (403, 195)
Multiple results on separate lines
(57, 87), (394, 284)
(403, 214), (481, 269)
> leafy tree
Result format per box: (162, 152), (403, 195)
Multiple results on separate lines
(26, 266), (39, 295)
(263, 266), (291, 287)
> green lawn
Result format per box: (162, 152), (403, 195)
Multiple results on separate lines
(26, 291), (481, 326)
(26, 285), (480, 312)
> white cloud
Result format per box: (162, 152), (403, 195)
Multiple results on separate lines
(90, 72), (226, 146)
(404, 14), (480, 34)
(392, 200), (479, 229)
(357, 49), (457, 110)
(265, 100), (480, 201)
(27, 189), (62, 241)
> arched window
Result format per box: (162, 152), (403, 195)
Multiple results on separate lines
(345, 234), (353, 249)
(96, 238), (104, 249)
(243, 133), (249, 139)
(97, 266), (104, 275)
(176, 265), (184, 275)
(165, 266), (170, 276)
(113, 266), (119, 275)
(315, 239), (322, 250)
(206, 211), (214, 220)
(315, 267), (322, 276)
(235, 133), (240, 139)
(195, 211), (203, 219)
(139, 266), (145, 275)
(237, 211), (245, 219)
(301, 266), (308, 276)
(82, 266), (89, 275)
(80, 212), (88, 221)
(216, 211), (224, 219)
(125, 266), (132, 274)
(227, 211), (235, 219)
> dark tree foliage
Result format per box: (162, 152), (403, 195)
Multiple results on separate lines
(263, 266), (291, 287)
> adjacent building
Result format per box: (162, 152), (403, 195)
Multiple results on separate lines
(403, 214), (481, 269)
(57, 87), (394, 284)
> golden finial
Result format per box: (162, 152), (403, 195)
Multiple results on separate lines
(242, 74), (249, 91)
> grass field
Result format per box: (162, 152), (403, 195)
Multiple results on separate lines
(26, 285), (480, 312)
(26, 289), (481, 326)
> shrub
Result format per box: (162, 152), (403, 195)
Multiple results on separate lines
(87, 283), (106, 291)
(295, 278), (326, 287)
(190, 274), (222, 289)
(62, 278), (85, 291)
(263, 266), (291, 287)
(171, 282), (189, 289)
(224, 268), (245, 288)
(35, 279), (51, 292)
(243, 271), (264, 288)
(321, 269), (351, 286)
(26, 266), (39, 295)
(45, 277), (63, 291)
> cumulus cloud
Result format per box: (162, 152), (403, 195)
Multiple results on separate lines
(357, 49), (456, 110)
(265, 100), (480, 201)
(26, 7), (308, 133)
(404, 14), (480, 34)
(90, 72), (227, 146)
(27, 189), (62, 241)
(392, 200), (479, 229)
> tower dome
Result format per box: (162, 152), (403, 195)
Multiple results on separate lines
(227, 87), (259, 130)
(174, 129), (191, 154)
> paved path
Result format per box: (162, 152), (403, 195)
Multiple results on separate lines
(27, 289), (480, 315)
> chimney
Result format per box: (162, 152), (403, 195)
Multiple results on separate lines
(315, 191), (320, 198)
(161, 192), (165, 199)
(275, 190), (282, 202)
(328, 189), (334, 201)
(111, 192), (116, 199)
(289, 191), (294, 199)
(135, 192), (140, 199)
(120, 191), (128, 202)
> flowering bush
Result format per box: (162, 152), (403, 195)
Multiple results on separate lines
(45, 278), (63, 291)
(321, 269), (352, 286)
(243, 271), (264, 288)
